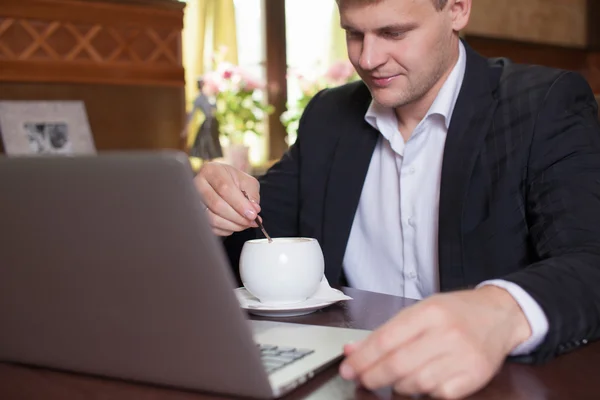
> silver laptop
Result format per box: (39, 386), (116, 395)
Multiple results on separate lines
(0, 151), (370, 399)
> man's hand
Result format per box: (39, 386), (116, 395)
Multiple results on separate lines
(339, 286), (532, 399)
(194, 162), (261, 236)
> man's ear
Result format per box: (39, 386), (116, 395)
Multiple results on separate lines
(447, 0), (471, 32)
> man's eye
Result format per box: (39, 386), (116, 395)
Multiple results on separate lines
(384, 31), (405, 39)
(346, 31), (363, 39)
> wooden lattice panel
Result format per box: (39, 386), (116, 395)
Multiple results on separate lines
(0, 18), (179, 65)
(0, 0), (184, 87)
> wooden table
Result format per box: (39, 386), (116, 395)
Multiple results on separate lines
(1, 287), (599, 399)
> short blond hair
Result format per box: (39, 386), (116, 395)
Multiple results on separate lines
(336, 0), (448, 11)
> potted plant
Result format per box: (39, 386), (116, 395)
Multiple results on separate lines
(202, 50), (273, 172)
(281, 60), (357, 144)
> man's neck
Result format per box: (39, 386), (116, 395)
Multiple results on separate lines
(395, 40), (460, 142)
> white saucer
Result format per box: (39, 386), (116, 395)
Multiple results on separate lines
(234, 287), (348, 317)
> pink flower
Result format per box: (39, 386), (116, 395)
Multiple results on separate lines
(202, 71), (221, 96)
(297, 74), (317, 95)
(244, 78), (261, 91)
(237, 68), (264, 91)
(216, 61), (235, 80)
(324, 61), (355, 84)
(203, 59), (268, 97)
(299, 80), (315, 96)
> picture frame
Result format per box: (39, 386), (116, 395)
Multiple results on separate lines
(0, 101), (96, 156)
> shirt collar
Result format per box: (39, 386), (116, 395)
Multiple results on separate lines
(365, 41), (467, 132)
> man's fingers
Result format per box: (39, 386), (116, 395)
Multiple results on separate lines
(207, 209), (257, 233)
(201, 182), (255, 228)
(196, 162), (261, 224)
(343, 340), (363, 356)
(358, 331), (448, 391)
(249, 197), (261, 214)
(391, 354), (461, 397)
(233, 167), (261, 208)
(340, 307), (430, 380)
(194, 163), (262, 236)
(211, 167), (260, 221)
(213, 228), (234, 237)
(430, 372), (479, 400)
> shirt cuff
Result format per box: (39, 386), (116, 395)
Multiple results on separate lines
(476, 279), (549, 356)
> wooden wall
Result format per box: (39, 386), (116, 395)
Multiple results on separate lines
(0, 0), (186, 153)
(463, 0), (600, 94)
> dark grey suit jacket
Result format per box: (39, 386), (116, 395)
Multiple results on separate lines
(225, 43), (600, 364)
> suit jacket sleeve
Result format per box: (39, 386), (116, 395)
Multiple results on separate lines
(502, 72), (600, 363)
(222, 89), (326, 281)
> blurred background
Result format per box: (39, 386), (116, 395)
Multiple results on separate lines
(0, 0), (598, 173)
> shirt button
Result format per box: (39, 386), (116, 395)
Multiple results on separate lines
(408, 216), (415, 226)
(407, 271), (417, 279)
(408, 167), (416, 174)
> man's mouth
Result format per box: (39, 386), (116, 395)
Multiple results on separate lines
(370, 74), (400, 88)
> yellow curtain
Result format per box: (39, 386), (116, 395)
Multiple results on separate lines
(183, 0), (238, 148)
(329, 3), (347, 64)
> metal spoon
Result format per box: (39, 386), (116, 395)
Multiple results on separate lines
(241, 190), (273, 243)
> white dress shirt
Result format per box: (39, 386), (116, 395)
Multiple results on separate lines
(343, 42), (548, 355)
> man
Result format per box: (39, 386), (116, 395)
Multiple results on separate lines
(194, 0), (600, 398)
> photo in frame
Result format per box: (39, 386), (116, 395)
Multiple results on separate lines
(0, 101), (96, 156)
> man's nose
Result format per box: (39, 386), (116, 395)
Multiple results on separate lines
(358, 36), (385, 71)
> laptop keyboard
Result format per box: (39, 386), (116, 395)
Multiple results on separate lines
(257, 344), (315, 375)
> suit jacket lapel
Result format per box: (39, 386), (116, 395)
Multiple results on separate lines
(322, 84), (379, 285)
(438, 43), (502, 291)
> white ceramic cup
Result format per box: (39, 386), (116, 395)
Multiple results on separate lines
(239, 237), (325, 306)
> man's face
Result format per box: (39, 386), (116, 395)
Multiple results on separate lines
(340, 0), (458, 109)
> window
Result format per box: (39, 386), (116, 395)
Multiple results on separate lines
(285, 0), (337, 106)
(234, 0), (266, 83)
